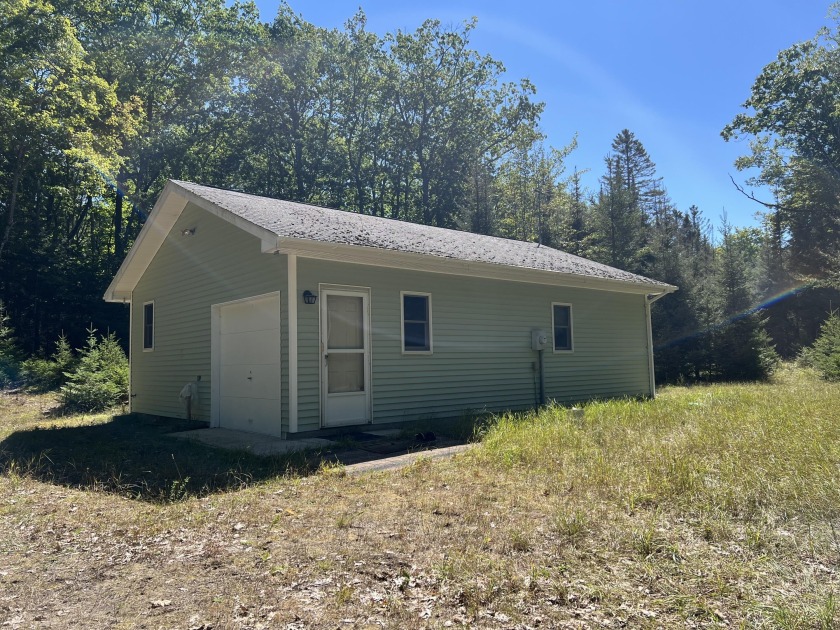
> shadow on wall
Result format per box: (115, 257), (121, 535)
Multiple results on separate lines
(0, 414), (321, 503)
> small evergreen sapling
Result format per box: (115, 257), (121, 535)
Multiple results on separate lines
(60, 328), (129, 411)
(20, 334), (77, 391)
(0, 302), (22, 387)
(800, 312), (840, 381)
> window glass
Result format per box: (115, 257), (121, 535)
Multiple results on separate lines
(327, 295), (363, 350)
(327, 353), (364, 393)
(553, 304), (572, 351)
(143, 302), (154, 350)
(403, 294), (430, 352)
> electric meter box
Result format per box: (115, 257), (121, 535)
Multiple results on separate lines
(531, 329), (549, 351)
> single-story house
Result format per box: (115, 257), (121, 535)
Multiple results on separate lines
(104, 180), (677, 438)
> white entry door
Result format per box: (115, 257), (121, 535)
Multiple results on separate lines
(218, 293), (282, 436)
(321, 288), (371, 427)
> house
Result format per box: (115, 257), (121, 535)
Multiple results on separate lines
(104, 180), (677, 437)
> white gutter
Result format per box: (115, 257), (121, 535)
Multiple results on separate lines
(275, 236), (677, 296)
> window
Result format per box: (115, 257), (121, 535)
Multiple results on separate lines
(401, 292), (431, 353)
(143, 301), (154, 351)
(552, 303), (573, 352)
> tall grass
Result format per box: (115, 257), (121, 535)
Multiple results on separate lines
(474, 366), (840, 521)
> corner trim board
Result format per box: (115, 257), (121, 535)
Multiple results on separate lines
(288, 254), (298, 433)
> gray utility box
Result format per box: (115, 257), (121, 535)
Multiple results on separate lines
(531, 329), (549, 351)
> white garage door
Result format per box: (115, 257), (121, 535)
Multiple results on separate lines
(218, 294), (282, 436)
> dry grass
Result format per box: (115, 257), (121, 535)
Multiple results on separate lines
(1, 366), (839, 628)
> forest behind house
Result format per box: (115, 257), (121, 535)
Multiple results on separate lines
(2, 0), (839, 388)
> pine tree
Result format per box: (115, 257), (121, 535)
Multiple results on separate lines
(711, 220), (778, 380)
(591, 130), (659, 272)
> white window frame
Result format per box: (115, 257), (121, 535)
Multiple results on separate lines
(400, 291), (433, 355)
(552, 302), (574, 353)
(142, 300), (155, 352)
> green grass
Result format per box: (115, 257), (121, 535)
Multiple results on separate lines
(0, 392), (319, 502)
(476, 364), (840, 520)
(2, 366), (839, 628)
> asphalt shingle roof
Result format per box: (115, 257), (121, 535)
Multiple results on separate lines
(173, 180), (672, 289)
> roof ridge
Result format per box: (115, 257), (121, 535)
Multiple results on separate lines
(174, 180), (595, 258)
(169, 179), (674, 290)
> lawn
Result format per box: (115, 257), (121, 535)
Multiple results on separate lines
(1, 366), (839, 628)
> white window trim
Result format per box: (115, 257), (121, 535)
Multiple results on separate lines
(142, 300), (155, 352)
(400, 291), (433, 355)
(551, 302), (574, 353)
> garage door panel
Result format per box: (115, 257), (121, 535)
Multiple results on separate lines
(220, 363), (279, 400)
(220, 298), (280, 334)
(218, 293), (282, 436)
(221, 330), (279, 365)
(220, 396), (281, 435)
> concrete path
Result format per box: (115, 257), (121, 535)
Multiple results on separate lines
(169, 427), (475, 474)
(169, 427), (333, 456)
(342, 443), (474, 475)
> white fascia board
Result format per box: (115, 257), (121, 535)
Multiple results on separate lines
(175, 187), (278, 252)
(274, 236), (678, 296)
(103, 181), (279, 302)
(104, 183), (184, 302)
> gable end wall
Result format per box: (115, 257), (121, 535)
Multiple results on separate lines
(130, 202), (288, 424)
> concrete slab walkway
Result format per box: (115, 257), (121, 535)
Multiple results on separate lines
(169, 427), (475, 474)
(169, 428), (333, 456)
(342, 443), (474, 475)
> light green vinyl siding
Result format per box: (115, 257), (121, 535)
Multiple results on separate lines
(129, 203), (651, 432)
(131, 203), (287, 424)
(296, 258), (650, 431)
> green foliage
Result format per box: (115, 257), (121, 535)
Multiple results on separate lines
(0, 0), (834, 390)
(20, 334), (76, 392)
(800, 313), (840, 381)
(722, 8), (840, 281)
(712, 316), (779, 381)
(0, 302), (21, 386)
(476, 368), (840, 519)
(60, 329), (128, 411)
(593, 129), (662, 273)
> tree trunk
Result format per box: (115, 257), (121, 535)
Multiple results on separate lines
(0, 145), (26, 267)
(114, 177), (125, 259)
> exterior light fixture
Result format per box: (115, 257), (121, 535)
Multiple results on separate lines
(181, 227), (195, 236)
(302, 290), (317, 305)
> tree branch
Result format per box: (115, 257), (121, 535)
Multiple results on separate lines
(729, 174), (786, 211)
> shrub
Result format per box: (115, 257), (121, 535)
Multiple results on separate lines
(800, 312), (840, 381)
(0, 302), (22, 387)
(60, 329), (129, 411)
(20, 334), (77, 392)
(711, 314), (779, 381)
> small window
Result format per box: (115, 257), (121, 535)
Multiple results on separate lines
(143, 301), (154, 351)
(552, 303), (573, 352)
(401, 293), (431, 353)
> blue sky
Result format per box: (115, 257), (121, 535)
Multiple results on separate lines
(253, 1), (834, 230)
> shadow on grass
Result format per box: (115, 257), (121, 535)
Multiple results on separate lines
(0, 413), (324, 503)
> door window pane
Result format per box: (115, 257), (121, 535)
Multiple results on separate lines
(328, 353), (364, 393)
(328, 295), (363, 349)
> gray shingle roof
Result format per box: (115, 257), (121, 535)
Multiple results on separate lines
(173, 180), (673, 289)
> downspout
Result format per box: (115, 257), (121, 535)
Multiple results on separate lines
(127, 293), (133, 412)
(645, 292), (670, 398)
(288, 253), (298, 434)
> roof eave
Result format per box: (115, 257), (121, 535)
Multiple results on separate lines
(103, 181), (278, 303)
(103, 183), (183, 302)
(274, 236), (677, 295)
